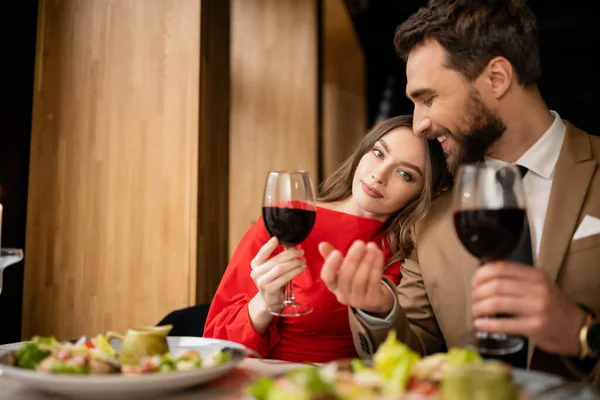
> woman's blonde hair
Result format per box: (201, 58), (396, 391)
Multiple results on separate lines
(318, 115), (450, 266)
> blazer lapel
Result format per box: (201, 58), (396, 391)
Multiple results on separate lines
(528, 122), (596, 366)
(536, 122), (596, 282)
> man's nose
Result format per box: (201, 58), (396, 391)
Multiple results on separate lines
(413, 117), (432, 137)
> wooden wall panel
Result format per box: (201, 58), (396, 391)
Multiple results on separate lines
(322, 0), (366, 177)
(229, 0), (319, 256)
(196, 0), (230, 304)
(23, 0), (201, 339)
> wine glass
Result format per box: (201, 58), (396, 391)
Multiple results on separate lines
(0, 208), (24, 295)
(0, 248), (24, 295)
(453, 163), (527, 355)
(262, 170), (317, 317)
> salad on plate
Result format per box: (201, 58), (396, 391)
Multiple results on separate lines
(247, 331), (523, 400)
(1, 330), (231, 376)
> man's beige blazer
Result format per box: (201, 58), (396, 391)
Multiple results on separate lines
(349, 122), (600, 386)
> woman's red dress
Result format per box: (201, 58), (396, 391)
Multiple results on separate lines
(203, 207), (401, 363)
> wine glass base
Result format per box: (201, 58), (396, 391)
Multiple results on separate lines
(460, 329), (525, 356)
(269, 302), (313, 317)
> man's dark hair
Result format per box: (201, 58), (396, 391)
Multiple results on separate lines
(394, 0), (541, 87)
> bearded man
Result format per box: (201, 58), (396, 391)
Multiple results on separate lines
(319, 0), (600, 388)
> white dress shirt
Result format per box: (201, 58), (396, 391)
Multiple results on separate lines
(359, 110), (566, 325)
(484, 110), (566, 260)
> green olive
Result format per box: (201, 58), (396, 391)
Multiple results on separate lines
(107, 325), (172, 366)
(441, 361), (519, 400)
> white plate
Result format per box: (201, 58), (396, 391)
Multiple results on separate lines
(513, 369), (599, 399)
(0, 336), (248, 399)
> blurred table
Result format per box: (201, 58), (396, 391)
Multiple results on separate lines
(1, 357), (598, 399)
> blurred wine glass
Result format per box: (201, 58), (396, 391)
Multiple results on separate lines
(453, 164), (527, 355)
(0, 248), (24, 295)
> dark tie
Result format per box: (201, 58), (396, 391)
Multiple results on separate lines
(504, 166), (533, 266)
(492, 165), (532, 368)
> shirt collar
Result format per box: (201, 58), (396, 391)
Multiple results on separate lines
(485, 110), (566, 180)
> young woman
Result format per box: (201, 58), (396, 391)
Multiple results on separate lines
(203, 115), (450, 363)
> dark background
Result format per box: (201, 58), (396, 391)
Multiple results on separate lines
(345, 0), (598, 129)
(0, 1), (38, 344)
(1, 0), (597, 344)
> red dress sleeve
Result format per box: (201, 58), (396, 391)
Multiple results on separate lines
(383, 261), (402, 286)
(203, 219), (281, 358)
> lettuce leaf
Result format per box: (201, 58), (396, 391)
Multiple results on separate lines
(50, 360), (89, 375)
(287, 367), (337, 395)
(373, 330), (420, 393)
(92, 334), (116, 359)
(246, 377), (276, 400)
(446, 348), (482, 366)
(15, 343), (51, 370)
(32, 336), (59, 352)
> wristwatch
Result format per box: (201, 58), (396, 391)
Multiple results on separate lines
(579, 312), (600, 359)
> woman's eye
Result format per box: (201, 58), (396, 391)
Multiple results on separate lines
(372, 149), (384, 159)
(423, 97), (434, 106)
(399, 170), (412, 181)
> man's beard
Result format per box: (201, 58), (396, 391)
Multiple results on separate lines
(427, 89), (506, 175)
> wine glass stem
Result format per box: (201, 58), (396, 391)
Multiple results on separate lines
(284, 280), (295, 305)
(282, 245), (296, 305)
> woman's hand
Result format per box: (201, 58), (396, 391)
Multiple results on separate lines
(248, 237), (306, 334)
(319, 240), (395, 317)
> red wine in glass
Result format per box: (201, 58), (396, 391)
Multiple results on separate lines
(262, 171), (317, 317)
(453, 164), (527, 355)
(454, 208), (526, 263)
(262, 207), (316, 248)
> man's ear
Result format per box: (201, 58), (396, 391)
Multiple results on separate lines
(483, 56), (513, 99)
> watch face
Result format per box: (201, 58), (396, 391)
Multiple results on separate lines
(588, 322), (600, 356)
